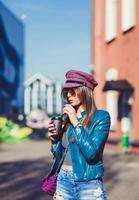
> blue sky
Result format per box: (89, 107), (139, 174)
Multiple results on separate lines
(1, 0), (92, 83)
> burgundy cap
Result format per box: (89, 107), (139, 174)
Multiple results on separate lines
(63, 69), (98, 90)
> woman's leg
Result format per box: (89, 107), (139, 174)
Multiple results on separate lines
(77, 178), (107, 200)
(53, 169), (75, 200)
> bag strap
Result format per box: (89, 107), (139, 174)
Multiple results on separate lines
(55, 144), (69, 174)
(47, 144), (69, 178)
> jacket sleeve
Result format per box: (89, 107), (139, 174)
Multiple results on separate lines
(72, 112), (111, 160)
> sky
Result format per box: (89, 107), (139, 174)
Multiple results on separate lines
(1, 0), (92, 83)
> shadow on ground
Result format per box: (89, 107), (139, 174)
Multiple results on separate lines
(0, 157), (53, 200)
(1, 145), (139, 200)
(104, 149), (139, 199)
(104, 152), (121, 193)
(0, 152), (121, 200)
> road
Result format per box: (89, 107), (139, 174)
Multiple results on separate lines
(0, 140), (139, 200)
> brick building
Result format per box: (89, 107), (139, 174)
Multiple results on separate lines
(92, 0), (139, 150)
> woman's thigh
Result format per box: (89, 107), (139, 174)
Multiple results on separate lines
(53, 170), (107, 200)
(53, 169), (75, 200)
(77, 179), (107, 200)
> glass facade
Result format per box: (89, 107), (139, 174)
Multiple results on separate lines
(0, 2), (24, 115)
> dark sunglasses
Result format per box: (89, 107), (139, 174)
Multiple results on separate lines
(62, 88), (76, 99)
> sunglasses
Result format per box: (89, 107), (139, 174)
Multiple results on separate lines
(62, 88), (76, 99)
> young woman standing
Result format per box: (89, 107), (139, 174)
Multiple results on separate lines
(48, 69), (111, 200)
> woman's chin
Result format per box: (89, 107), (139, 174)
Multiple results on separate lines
(69, 102), (75, 106)
(69, 103), (75, 107)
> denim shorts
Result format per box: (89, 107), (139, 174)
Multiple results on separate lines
(53, 168), (107, 200)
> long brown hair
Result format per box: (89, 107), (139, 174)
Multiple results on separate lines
(75, 86), (97, 127)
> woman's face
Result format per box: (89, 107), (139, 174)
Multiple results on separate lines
(63, 88), (81, 107)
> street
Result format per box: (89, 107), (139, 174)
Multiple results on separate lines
(0, 140), (139, 200)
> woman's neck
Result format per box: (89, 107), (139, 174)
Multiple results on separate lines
(76, 105), (85, 118)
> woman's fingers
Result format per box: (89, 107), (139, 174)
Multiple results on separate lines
(48, 131), (56, 137)
(48, 126), (56, 131)
(49, 120), (54, 124)
(50, 137), (54, 141)
(48, 122), (55, 129)
(49, 136), (56, 143)
(48, 130), (56, 135)
(48, 129), (56, 135)
(48, 122), (56, 135)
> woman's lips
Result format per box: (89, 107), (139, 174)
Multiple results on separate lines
(68, 100), (74, 104)
(67, 98), (72, 102)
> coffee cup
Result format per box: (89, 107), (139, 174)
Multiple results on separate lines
(51, 115), (63, 139)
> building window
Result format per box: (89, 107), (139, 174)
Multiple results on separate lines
(122, 0), (136, 32)
(105, 68), (118, 131)
(105, 0), (117, 42)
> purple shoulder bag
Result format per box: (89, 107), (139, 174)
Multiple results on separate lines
(41, 146), (68, 196)
(42, 173), (57, 195)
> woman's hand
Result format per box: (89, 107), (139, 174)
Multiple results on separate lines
(63, 104), (79, 127)
(48, 120), (57, 144)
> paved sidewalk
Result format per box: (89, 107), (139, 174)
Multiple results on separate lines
(104, 147), (139, 200)
(0, 140), (139, 200)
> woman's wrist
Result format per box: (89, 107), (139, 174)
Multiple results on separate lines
(73, 121), (81, 128)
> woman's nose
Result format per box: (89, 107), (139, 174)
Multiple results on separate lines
(67, 91), (71, 97)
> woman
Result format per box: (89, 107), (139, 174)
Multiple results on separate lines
(48, 69), (111, 200)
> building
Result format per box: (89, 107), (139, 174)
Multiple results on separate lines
(0, 2), (24, 115)
(92, 0), (139, 150)
(24, 73), (62, 116)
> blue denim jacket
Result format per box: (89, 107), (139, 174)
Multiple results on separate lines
(51, 109), (111, 181)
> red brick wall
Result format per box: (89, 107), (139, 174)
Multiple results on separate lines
(92, 0), (139, 140)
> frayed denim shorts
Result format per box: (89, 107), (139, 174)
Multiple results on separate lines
(53, 168), (107, 200)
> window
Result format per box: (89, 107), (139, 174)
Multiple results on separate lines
(105, 68), (118, 130)
(105, 0), (117, 42)
(122, 0), (136, 32)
